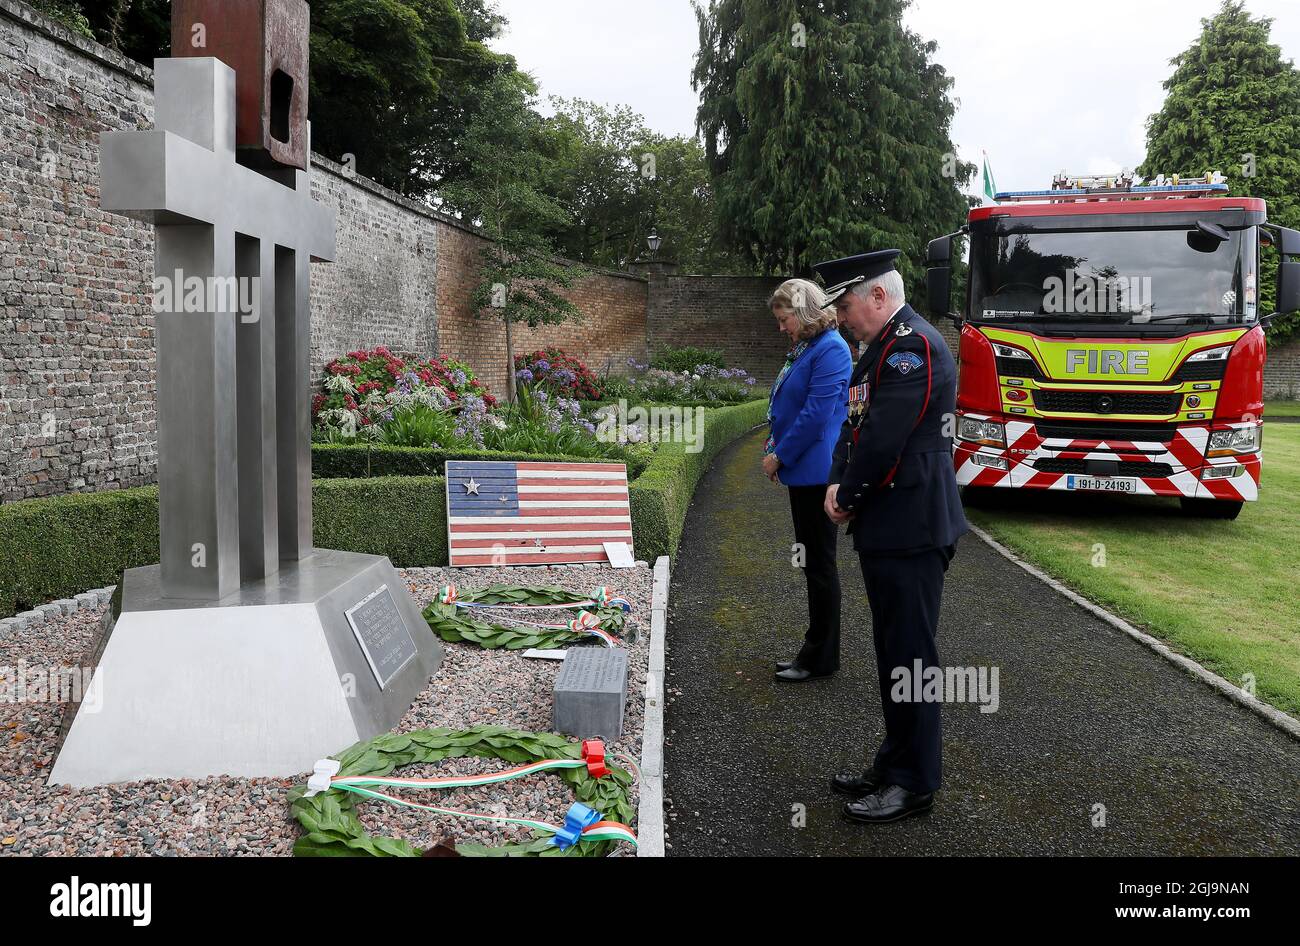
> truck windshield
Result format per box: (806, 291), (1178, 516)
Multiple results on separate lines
(969, 227), (1247, 325)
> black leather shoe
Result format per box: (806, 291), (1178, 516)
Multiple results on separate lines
(830, 767), (884, 798)
(775, 657), (798, 672)
(842, 785), (934, 824)
(774, 665), (834, 683)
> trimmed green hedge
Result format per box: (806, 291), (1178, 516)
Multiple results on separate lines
(312, 444), (651, 481)
(0, 402), (768, 617)
(0, 479), (448, 618)
(312, 476), (446, 567)
(0, 486), (161, 619)
(628, 399), (769, 561)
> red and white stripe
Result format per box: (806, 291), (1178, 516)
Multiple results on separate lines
(448, 462), (633, 566)
(953, 413), (1261, 501)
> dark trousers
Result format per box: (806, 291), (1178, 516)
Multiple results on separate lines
(858, 545), (954, 794)
(787, 484), (841, 674)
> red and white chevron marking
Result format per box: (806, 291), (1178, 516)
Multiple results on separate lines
(954, 413), (1261, 501)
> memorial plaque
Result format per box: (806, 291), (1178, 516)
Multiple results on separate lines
(553, 648), (628, 740)
(345, 586), (418, 690)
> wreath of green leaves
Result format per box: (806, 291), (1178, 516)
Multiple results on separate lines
(422, 583), (629, 650)
(289, 726), (636, 857)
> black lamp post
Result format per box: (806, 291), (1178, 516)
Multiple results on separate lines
(647, 227), (662, 259)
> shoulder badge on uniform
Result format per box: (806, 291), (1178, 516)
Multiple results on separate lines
(885, 351), (925, 375)
(895, 322), (913, 337)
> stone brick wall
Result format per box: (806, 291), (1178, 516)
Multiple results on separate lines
(1265, 337), (1300, 400)
(433, 219), (648, 393)
(0, 0), (158, 501)
(307, 156), (440, 385)
(0, 2), (455, 501)
(646, 274), (788, 383)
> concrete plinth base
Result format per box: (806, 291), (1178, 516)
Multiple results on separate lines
(48, 549), (442, 787)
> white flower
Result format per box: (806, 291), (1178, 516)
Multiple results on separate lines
(325, 374), (356, 395)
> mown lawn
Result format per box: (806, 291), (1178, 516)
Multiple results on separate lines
(1266, 399), (1300, 418)
(967, 424), (1300, 718)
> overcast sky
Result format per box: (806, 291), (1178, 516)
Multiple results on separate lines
(489, 0), (1300, 198)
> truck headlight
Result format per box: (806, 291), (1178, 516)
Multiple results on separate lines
(958, 418), (1006, 448)
(1186, 345), (1232, 363)
(1207, 425), (1261, 457)
(992, 344), (1032, 359)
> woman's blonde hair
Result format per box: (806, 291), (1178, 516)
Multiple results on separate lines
(769, 278), (836, 340)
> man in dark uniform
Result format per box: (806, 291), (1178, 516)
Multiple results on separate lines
(814, 249), (968, 824)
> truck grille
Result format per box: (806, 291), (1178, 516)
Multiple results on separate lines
(1033, 389), (1182, 415)
(1173, 359), (1227, 382)
(996, 356), (1044, 380)
(1033, 458), (1175, 478)
(1033, 420), (1178, 443)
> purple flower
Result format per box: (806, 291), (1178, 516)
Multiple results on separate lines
(516, 368), (535, 385)
(535, 360), (551, 374)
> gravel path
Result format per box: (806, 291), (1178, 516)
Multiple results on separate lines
(664, 430), (1300, 856)
(0, 563), (650, 856)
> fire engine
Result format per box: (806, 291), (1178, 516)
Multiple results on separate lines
(925, 172), (1300, 519)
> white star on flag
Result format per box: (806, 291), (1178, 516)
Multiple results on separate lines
(463, 478), (481, 495)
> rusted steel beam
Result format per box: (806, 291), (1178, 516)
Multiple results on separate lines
(171, 0), (310, 171)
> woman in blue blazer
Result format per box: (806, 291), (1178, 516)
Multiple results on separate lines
(763, 278), (854, 682)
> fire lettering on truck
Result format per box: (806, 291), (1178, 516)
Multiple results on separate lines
(1065, 349), (1149, 375)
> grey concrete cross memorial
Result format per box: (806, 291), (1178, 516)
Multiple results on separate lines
(49, 52), (442, 786)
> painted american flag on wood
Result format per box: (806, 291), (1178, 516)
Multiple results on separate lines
(444, 460), (633, 566)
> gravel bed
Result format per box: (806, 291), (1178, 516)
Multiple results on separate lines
(0, 563), (651, 856)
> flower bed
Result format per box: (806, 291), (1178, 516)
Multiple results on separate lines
(514, 348), (603, 400)
(314, 347), (494, 438)
(601, 359), (759, 404)
(313, 347), (649, 467)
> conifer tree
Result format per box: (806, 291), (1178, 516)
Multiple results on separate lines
(1140, 1), (1300, 339)
(692, 0), (974, 293)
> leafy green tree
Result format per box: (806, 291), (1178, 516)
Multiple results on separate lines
(27, 0), (94, 39)
(543, 99), (750, 273)
(60, 0), (508, 199)
(692, 0), (973, 293)
(438, 71), (586, 404)
(76, 0), (169, 62)
(454, 0), (507, 42)
(638, 133), (753, 274)
(1139, 0), (1300, 340)
(543, 98), (652, 268)
(308, 0), (507, 196)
